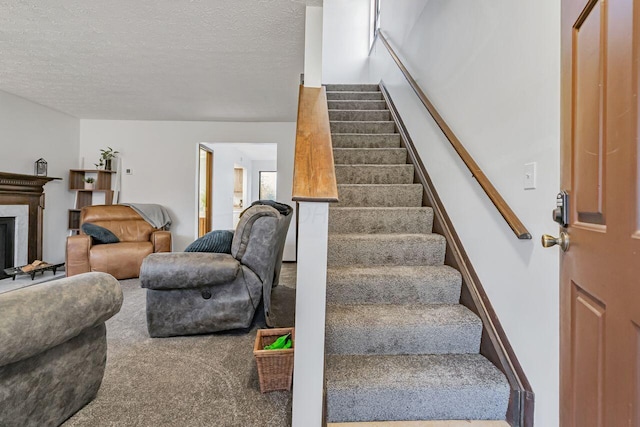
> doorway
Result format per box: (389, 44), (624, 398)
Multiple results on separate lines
(233, 167), (246, 228)
(198, 142), (278, 233)
(198, 145), (213, 237)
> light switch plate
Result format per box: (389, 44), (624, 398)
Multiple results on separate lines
(524, 162), (536, 190)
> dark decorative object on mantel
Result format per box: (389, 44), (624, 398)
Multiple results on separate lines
(34, 158), (47, 176)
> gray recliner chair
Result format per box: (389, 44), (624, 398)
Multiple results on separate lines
(140, 203), (293, 338)
(0, 272), (123, 427)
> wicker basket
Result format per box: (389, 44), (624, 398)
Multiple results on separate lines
(253, 327), (295, 393)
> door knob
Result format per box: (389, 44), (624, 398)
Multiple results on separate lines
(541, 232), (570, 251)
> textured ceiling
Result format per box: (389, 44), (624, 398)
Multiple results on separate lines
(0, 1), (306, 121)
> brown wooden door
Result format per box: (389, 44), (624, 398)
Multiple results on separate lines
(560, 0), (640, 425)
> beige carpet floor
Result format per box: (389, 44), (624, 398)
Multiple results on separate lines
(64, 263), (297, 427)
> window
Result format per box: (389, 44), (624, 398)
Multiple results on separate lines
(370, 0), (381, 49)
(259, 171), (277, 201)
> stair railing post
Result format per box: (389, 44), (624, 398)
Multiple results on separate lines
(292, 9), (334, 417)
(292, 201), (330, 427)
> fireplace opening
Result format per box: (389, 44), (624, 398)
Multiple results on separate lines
(0, 217), (15, 280)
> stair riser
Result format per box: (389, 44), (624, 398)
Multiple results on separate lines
(327, 235), (446, 266)
(329, 207), (432, 234)
(327, 91), (383, 101)
(326, 266), (461, 305)
(333, 149), (407, 165)
(331, 122), (396, 134)
(326, 353), (510, 423)
(328, 100), (387, 110)
(325, 319), (482, 355)
(326, 388), (509, 423)
(326, 279), (460, 305)
(331, 134), (401, 149)
(325, 84), (380, 92)
(335, 185), (423, 208)
(329, 110), (391, 121)
(334, 165), (414, 185)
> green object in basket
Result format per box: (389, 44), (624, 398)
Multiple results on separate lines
(264, 333), (292, 350)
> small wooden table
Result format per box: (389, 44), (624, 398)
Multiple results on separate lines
(4, 263), (65, 281)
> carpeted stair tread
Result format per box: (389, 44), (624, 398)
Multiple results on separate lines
(328, 100), (387, 110)
(331, 134), (401, 149)
(325, 303), (481, 355)
(335, 184), (423, 207)
(325, 84), (380, 92)
(330, 121), (396, 134)
(333, 148), (407, 165)
(325, 354), (510, 422)
(328, 233), (446, 266)
(329, 110), (391, 121)
(327, 91), (383, 101)
(334, 165), (414, 185)
(329, 207), (433, 234)
(326, 265), (461, 304)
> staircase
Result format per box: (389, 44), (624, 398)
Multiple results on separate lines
(324, 84), (510, 423)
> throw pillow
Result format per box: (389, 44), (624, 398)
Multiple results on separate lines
(185, 230), (234, 253)
(81, 223), (120, 244)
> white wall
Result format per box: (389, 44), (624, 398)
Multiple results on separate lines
(305, 6), (324, 87)
(79, 121), (297, 259)
(365, 1), (560, 426)
(322, 0), (373, 83)
(0, 90), (80, 263)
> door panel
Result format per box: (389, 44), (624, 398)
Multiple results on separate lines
(636, 0), (640, 237)
(561, 0), (640, 425)
(572, 283), (605, 427)
(573, 0), (606, 225)
(635, 323), (640, 425)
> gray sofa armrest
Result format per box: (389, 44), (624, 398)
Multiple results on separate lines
(140, 252), (241, 290)
(0, 272), (123, 367)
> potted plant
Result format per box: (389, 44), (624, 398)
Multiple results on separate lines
(84, 177), (96, 190)
(100, 147), (120, 171)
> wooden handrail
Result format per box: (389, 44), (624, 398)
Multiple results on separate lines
(375, 32), (531, 240)
(292, 85), (339, 202)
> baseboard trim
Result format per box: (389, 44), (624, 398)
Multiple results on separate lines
(379, 81), (534, 427)
(328, 422), (510, 427)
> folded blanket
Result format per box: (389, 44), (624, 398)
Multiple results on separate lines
(120, 203), (172, 230)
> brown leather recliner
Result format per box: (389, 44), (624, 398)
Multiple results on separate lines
(66, 205), (171, 279)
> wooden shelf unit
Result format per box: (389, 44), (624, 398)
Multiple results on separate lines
(68, 169), (117, 231)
